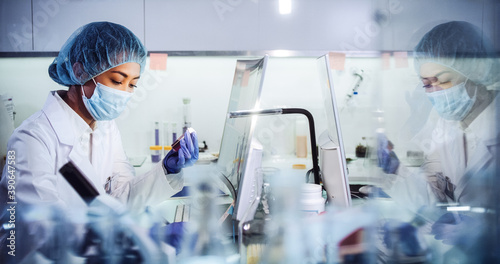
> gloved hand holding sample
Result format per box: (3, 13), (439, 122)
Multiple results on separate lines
(164, 128), (199, 174)
(160, 221), (186, 254)
(377, 134), (400, 174)
(382, 219), (427, 257)
(431, 212), (482, 250)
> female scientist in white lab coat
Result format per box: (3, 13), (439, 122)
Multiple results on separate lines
(381, 21), (500, 262)
(0, 21), (198, 261)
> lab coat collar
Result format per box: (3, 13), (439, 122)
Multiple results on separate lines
(467, 92), (500, 143)
(53, 90), (94, 139)
(42, 91), (75, 146)
(464, 92), (500, 168)
(44, 91), (97, 145)
(42, 91), (103, 194)
(455, 140), (496, 204)
(455, 93), (500, 202)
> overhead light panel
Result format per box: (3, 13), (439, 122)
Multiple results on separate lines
(279, 0), (291, 14)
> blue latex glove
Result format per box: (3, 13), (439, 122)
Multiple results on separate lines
(383, 220), (425, 257)
(377, 134), (400, 174)
(383, 151), (400, 174)
(164, 129), (199, 174)
(431, 212), (481, 250)
(162, 222), (186, 254)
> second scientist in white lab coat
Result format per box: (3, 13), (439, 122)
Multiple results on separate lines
(380, 21), (500, 263)
(0, 21), (198, 262)
(386, 21), (500, 207)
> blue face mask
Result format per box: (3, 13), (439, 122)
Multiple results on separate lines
(81, 79), (133, 121)
(426, 81), (476, 121)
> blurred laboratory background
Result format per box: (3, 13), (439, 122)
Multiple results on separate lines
(1, 0), (498, 161)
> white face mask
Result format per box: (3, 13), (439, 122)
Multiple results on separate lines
(81, 78), (132, 121)
(426, 81), (476, 121)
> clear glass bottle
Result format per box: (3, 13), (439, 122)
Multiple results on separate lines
(239, 168), (276, 264)
(177, 172), (236, 264)
(261, 168), (305, 264)
(239, 167), (306, 264)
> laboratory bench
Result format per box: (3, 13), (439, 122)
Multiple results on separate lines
(133, 153), (388, 225)
(131, 154), (456, 263)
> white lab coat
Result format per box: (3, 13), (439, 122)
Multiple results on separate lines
(419, 92), (499, 207)
(381, 93), (499, 263)
(0, 91), (183, 262)
(385, 93), (500, 212)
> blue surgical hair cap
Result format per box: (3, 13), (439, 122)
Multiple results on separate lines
(49, 21), (147, 86)
(414, 21), (500, 87)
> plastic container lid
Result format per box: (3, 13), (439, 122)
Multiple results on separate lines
(301, 183), (323, 199)
(301, 183), (322, 193)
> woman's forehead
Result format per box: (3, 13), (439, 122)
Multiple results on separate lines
(419, 62), (462, 79)
(420, 63), (450, 76)
(104, 62), (141, 77)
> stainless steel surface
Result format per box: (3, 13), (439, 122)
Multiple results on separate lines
(228, 108), (283, 118)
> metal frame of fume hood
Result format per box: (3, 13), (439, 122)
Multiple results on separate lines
(0, 50), (389, 58)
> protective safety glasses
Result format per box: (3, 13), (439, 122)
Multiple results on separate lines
(420, 69), (465, 91)
(421, 77), (439, 88)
